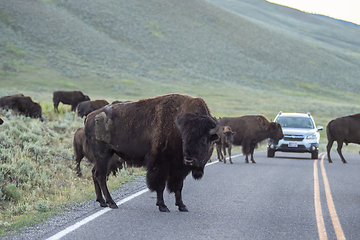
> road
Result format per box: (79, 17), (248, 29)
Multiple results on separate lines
(37, 151), (360, 240)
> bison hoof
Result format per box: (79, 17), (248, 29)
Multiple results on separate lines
(108, 203), (118, 209)
(97, 199), (108, 207)
(158, 206), (170, 212)
(178, 205), (189, 212)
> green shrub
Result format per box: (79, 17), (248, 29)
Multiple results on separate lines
(3, 184), (21, 202)
(34, 200), (50, 212)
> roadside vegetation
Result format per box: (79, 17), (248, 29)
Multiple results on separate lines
(0, 104), (145, 236)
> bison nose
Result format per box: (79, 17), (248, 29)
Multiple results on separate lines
(184, 157), (196, 166)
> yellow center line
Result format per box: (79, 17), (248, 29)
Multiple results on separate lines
(320, 154), (346, 240)
(314, 152), (328, 240)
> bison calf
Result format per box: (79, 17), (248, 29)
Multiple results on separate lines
(327, 114), (360, 163)
(215, 126), (236, 164)
(73, 127), (123, 177)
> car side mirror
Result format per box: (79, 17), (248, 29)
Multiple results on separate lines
(317, 126), (323, 131)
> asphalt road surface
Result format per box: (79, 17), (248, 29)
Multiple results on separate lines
(11, 151), (360, 240)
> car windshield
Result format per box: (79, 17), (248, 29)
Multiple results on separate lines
(276, 116), (314, 129)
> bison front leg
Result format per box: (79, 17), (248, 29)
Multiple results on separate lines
(147, 168), (170, 212)
(155, 187), (170, 212)
(222, 144), (227, 163)
(228, 146), (233, 164)
(175, 189), (188, 212)
(216, 144), (223, 162)
(168, 175), (188, 212)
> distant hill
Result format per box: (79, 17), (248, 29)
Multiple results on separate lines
(313, 14), (360, 30)
(0, 0), (360, 115)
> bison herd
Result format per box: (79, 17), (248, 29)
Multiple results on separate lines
(0, 90), (359, 211)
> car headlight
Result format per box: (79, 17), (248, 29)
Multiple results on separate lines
(306, 134), (317, 139)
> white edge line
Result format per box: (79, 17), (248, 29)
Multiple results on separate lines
(45, 188), (149, 240)
(47, 153), (246, 240)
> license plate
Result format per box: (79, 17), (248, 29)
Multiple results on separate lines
(288, 142), (298, 147)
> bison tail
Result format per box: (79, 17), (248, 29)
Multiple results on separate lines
(326, 121), (334, 141)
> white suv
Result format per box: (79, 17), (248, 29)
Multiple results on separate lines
(267, 112), (323, 159)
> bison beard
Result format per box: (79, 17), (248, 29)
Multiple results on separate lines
(84, 94), (219, 212)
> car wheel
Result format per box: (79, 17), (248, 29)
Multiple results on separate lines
(267, 149), (275, 158)
(311, 150), (318, 159)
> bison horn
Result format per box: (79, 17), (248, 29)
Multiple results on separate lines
(209, 118), (220, 135)
(175, 113), (183, 130)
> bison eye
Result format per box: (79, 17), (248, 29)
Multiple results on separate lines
(202, 138), (208, 144)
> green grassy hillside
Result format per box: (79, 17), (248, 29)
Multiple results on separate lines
(1, 0), (360, 235)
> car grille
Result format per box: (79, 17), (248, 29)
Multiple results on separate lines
(283, 135), (304, 141)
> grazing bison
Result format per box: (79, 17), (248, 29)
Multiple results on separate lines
(0, 94), (42, 119)
(219, 115), (283, 163)
(215, 126), (236, 164)
(84, 93), (219, 211)
(73, 127), (123, 177)
(326, 114), (360, 163)
(53, 91), (90, 113)
(77, 99), (109, 118)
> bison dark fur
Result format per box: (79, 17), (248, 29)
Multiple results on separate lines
(0, 94), (42, 119)
(77, 99), (109, 118)
(219, 115), (283, 163)
(73, 127), (123, 177)
(326, 114), (360, 163)
(53, 91), (90, 113)
(84, 94), (219, 211)
(214, 126), (236, 164)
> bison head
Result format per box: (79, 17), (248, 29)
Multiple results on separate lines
(223, 126), (236, 145)
(176, 113), (219, 179)
(268, 122), (284, 145)
(29, 103), (42, 119)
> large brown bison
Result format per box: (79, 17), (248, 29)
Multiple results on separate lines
(53, 90), (90, 113)
(77, 99), (109, 118)
(219, 115), (283, 163)
(73, 127), (123, 177)
(0, 94), (42, 119)
(215, 126), (236, 164)
(326, 114), (360, 163)
(84, 94), (219, 212)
